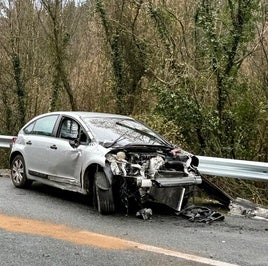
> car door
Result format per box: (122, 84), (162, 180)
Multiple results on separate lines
(45, 117), (88, 186)
(23, 114), (60, 178)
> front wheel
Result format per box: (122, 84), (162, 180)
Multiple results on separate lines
(11, 155), (32, 188)
(93, 172), (115, 214)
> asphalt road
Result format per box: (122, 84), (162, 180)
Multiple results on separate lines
(0, 175), (267, 266)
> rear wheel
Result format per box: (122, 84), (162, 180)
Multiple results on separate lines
(93, 172), (115, 214)
(11, 155), (32, 188)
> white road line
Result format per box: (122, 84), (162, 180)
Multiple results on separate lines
(129, 241), (238, 266)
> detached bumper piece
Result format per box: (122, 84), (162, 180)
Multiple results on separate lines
(153, 171), (202, 188)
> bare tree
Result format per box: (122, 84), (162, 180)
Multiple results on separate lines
(0, 0), (35, 130)
(40, 0), (77, 111)
(96, 0), (147, 115)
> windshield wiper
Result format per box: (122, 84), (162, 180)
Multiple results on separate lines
(106, 132), (127, 148)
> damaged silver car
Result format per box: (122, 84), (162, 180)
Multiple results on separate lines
(10, 112), (202, 215)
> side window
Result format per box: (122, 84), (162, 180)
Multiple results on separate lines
(59, 119), (79, 140)
(24, 123), (35, 134)
(24, 115), (58, 136)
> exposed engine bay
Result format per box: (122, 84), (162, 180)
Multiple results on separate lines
(105, 145), (202, 215)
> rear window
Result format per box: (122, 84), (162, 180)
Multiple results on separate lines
(24, 115), (58, 136)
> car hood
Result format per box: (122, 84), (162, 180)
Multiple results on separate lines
(108, 143), (174, 153)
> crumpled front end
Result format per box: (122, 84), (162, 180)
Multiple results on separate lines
(105, 145), (202, 213)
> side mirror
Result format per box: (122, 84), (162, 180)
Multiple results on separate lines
(69, 138), (80, 148)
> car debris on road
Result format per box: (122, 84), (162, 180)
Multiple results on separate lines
(177, 205), (225, 223)
(5, 111), (267, 222)
(229, 198), (268, 222)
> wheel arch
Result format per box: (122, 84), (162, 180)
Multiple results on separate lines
(83, 163), (99, 195)
(10, 151), (23, 167)
(82, 163), (113, 195)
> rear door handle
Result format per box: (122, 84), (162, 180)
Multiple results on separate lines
(26, 141), (32, 145)
(50, 145), (57, 150)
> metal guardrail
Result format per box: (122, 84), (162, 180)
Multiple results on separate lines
(0, 135), (14, 148)
(198, 156), (268, 182)
(0, 135), (267, 182)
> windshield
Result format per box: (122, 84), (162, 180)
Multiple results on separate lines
(82, 117), (168, 147)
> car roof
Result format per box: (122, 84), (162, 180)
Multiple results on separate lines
(38, 111), (133, 120)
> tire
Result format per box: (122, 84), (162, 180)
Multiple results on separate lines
(93, 172), (115, 214)
(11, 155), (32, 188)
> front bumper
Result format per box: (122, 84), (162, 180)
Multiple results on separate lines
(136, 172), (202, 188)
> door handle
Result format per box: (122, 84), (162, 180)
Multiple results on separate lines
(26, 141), (32, 145)
(50, 145), (57, 150)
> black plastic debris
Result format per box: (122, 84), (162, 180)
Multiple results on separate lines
(178, 205), (225, 223)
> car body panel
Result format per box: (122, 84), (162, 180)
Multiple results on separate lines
(10, 111), (202, 213)
(24, 135), (57, 178)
